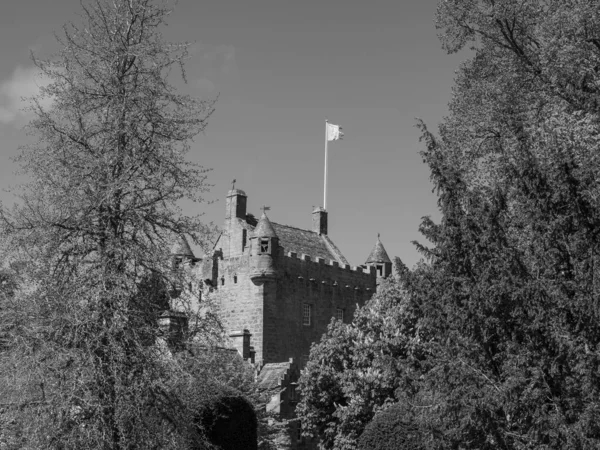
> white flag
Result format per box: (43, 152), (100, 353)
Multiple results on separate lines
(327, 123), (344, 141)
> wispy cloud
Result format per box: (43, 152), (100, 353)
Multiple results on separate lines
(0, 66), (52, 125)
(189, 44), (240, 97)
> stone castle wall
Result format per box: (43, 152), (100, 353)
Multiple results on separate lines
(208, 248), (376, 366)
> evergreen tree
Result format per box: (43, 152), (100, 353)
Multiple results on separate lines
(0, 1), (218, 448)
(299, 1), (600, 448)
(408, 0), (600, 447)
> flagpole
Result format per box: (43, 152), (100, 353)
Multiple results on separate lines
(324, 119), (328, 211)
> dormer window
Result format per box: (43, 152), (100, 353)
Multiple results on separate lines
(259, 238), (270, 254)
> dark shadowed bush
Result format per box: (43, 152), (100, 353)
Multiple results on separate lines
(358, 404), (424, 450)
(197, 392), (258, 450)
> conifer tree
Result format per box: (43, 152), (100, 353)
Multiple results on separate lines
(0, 1), (218, 448)
(298, 1), (600, 449)
(411, 1), (600, 447)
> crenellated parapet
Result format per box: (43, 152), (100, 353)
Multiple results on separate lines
(278, 250), (377, 292)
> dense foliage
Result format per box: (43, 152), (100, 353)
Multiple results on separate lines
(297, 277), (432, 449)
(357, 403), (425, 450)
(299, 1), (600, 448)
(0, 1), (223, 448)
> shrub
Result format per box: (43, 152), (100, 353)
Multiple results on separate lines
(197, 391), (258, 450)
(358, 404), (424, 450)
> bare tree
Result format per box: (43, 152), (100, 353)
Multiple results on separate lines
(0, 1), (219, 448)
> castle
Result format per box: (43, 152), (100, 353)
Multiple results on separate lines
(169, 187), (393, 448)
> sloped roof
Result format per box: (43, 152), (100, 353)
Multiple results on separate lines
(235, 210), (350, 265)
(271, 223), (349, 265)
(256, 361), (294, 391)
(171, 235), (195, 258)
(254, 212), (278, 238)
(257, 363), (288, 390)
(365, 236), (391, 264)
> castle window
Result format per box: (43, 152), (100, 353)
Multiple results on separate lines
(377, 264), (383, 276)
(302, 303), (312, 326)
(260, 238), (270, 254)
(242, 229), (247, 252)
(336, 308), (345, 322)
(234, 275), (238, 284)
(221, 277), (225, 286)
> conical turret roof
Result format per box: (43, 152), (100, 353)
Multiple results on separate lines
(254, 212), (278, 238)
(365, 234), (391, 264)
(171, 235), (195, 258)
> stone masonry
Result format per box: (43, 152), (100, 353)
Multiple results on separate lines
(195, 188), (392, 368)
(175, 187), (393, 449)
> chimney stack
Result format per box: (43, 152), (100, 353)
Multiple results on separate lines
(312, 207), (328, 235)
(229, 329), (252, 360)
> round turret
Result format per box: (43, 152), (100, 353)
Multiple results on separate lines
(169, 235), (197, 298)
(365, 234), (392, 279)
(249, 211), (279, 283)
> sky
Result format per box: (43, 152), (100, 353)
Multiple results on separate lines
(0, 0), (470, 269)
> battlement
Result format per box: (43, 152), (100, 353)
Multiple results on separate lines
(278, 249), (376, 291)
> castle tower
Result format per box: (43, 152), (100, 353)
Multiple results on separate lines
(195, 187), (383, 449)
(364, 234), (392, 281)
(249, 210), (279, 283)
(225, 188), (247, 221)
(162, 235), (196, 346)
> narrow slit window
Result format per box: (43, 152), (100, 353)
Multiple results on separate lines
(289, 383), (298, 402)
(221, 277), (225, 286)
(234, 275), (238, 284)
(242, 229), (247, 252)
(303, 303), (312, 326)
